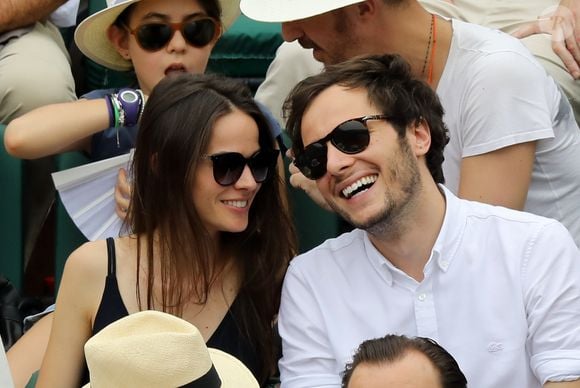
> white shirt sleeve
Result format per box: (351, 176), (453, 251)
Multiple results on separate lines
(278, 263), (342, 388)
(49, 0), (80, 27)
(459, 50), (554, 158)
(0, 336), (14, 388)
(254, 41), (323, 127)
(524, 221), (580, 383)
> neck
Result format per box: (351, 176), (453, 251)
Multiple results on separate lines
(375, 4), (452, 88)
(368, 181), (446, 282)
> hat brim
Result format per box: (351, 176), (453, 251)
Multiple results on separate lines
(241, 0), (363, 22)
(75, 0), (241, 72)
(209, 348), (259, 387)
(81, 349), (258, 388)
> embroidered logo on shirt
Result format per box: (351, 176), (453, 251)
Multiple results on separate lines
(487, 342), (504, 352)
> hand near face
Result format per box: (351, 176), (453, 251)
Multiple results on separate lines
(114, 167), (132, 220)
(512, 0), (580, 79)
(288, 154), (333, 211)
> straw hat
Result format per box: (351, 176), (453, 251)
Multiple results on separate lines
(75, 0), (241, 71)
(81, 310), (259, 388)
(241, 0), (363, 23)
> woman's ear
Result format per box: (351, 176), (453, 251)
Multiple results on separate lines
(108, 24), (131, 60)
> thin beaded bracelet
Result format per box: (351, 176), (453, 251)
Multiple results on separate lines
(112, 94), (125, 128)
(104, 95), (115, 128)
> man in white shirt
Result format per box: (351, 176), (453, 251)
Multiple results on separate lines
(242, 0), (580, 248)
(279, 53), (580, 387)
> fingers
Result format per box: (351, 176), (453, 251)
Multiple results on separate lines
(288, 159), (300, 177)
(114, 196), (129, 220)
(553, 39), (580, 78)
(287, 153), (304, 190)
(512, 4), (580, 80)
(511, 22), (540, 39)
(286, 148), (334, 211)
(563, 26), (580, 78)
(551, 13), (580, 79)
(114, 168), (132, 220)
(288, 165), (307, 191)
(288, 161), (333, 212)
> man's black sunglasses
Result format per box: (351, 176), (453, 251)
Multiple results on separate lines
(294, 115), (391, 180)
(126, 18), (221, 52)
(204, 149), (279, 186)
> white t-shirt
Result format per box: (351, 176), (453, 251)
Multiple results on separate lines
(0, 336), (14, 388)
(255, 41), (324, 126)
(278, 187), (580, 388)
(49, 0), (80, 27)
(438, 20), (580, 247)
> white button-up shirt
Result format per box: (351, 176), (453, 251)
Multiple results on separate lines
(278, 187), (580, 388)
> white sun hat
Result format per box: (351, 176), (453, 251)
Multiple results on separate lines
(75, 0), (241, 71)
(81, 310), (259, 388)
(240, 0), (363, 23)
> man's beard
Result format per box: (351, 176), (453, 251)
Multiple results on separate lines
(327, 9), (361, 65)
(329, 138), (421, 238)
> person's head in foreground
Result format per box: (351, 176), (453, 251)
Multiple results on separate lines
(342, 334), (467, 388)
(82, 310), (260, 387)
(285, 53), (449, 234)
(75, 0), (241, 94)
(128, 72), (296, 381)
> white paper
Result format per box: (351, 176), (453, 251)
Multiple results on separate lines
(52, 150), (134, 241)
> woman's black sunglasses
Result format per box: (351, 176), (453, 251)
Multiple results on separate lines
(126, 18), (221, 52)
(204, 149), (279, 186)
(294, 115), (391, 180)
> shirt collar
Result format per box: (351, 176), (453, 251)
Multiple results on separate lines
(363, 232), (394, 286)
(362, 184), (465, 280)
(433, 184), (465, 273)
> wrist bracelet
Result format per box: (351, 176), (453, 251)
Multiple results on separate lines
(116, 88), (144, 127)
(104, 95), (115, 128)
(106, 89), (144, 128)
(109, 93), (123, 128)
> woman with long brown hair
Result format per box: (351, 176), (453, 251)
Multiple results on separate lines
(37, 73), (296, 387)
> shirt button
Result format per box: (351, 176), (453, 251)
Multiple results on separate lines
(417, 293), (427, 302)
(440, 260), (449, 269)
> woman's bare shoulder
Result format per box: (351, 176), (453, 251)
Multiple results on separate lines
(55, 240), (114, 322)
(61, 239), (112, 287)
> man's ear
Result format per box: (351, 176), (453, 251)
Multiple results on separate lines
(411, 117), (431, 156)
(108, 24), (131, 60)
(355, 0), (378, 18)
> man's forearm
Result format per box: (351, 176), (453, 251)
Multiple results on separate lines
(0, 0), (66, 34)
(544, 380), (580, 388)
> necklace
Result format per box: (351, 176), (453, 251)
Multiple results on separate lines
(427, 15), (438, 85)
(420, 14), (434, 79)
